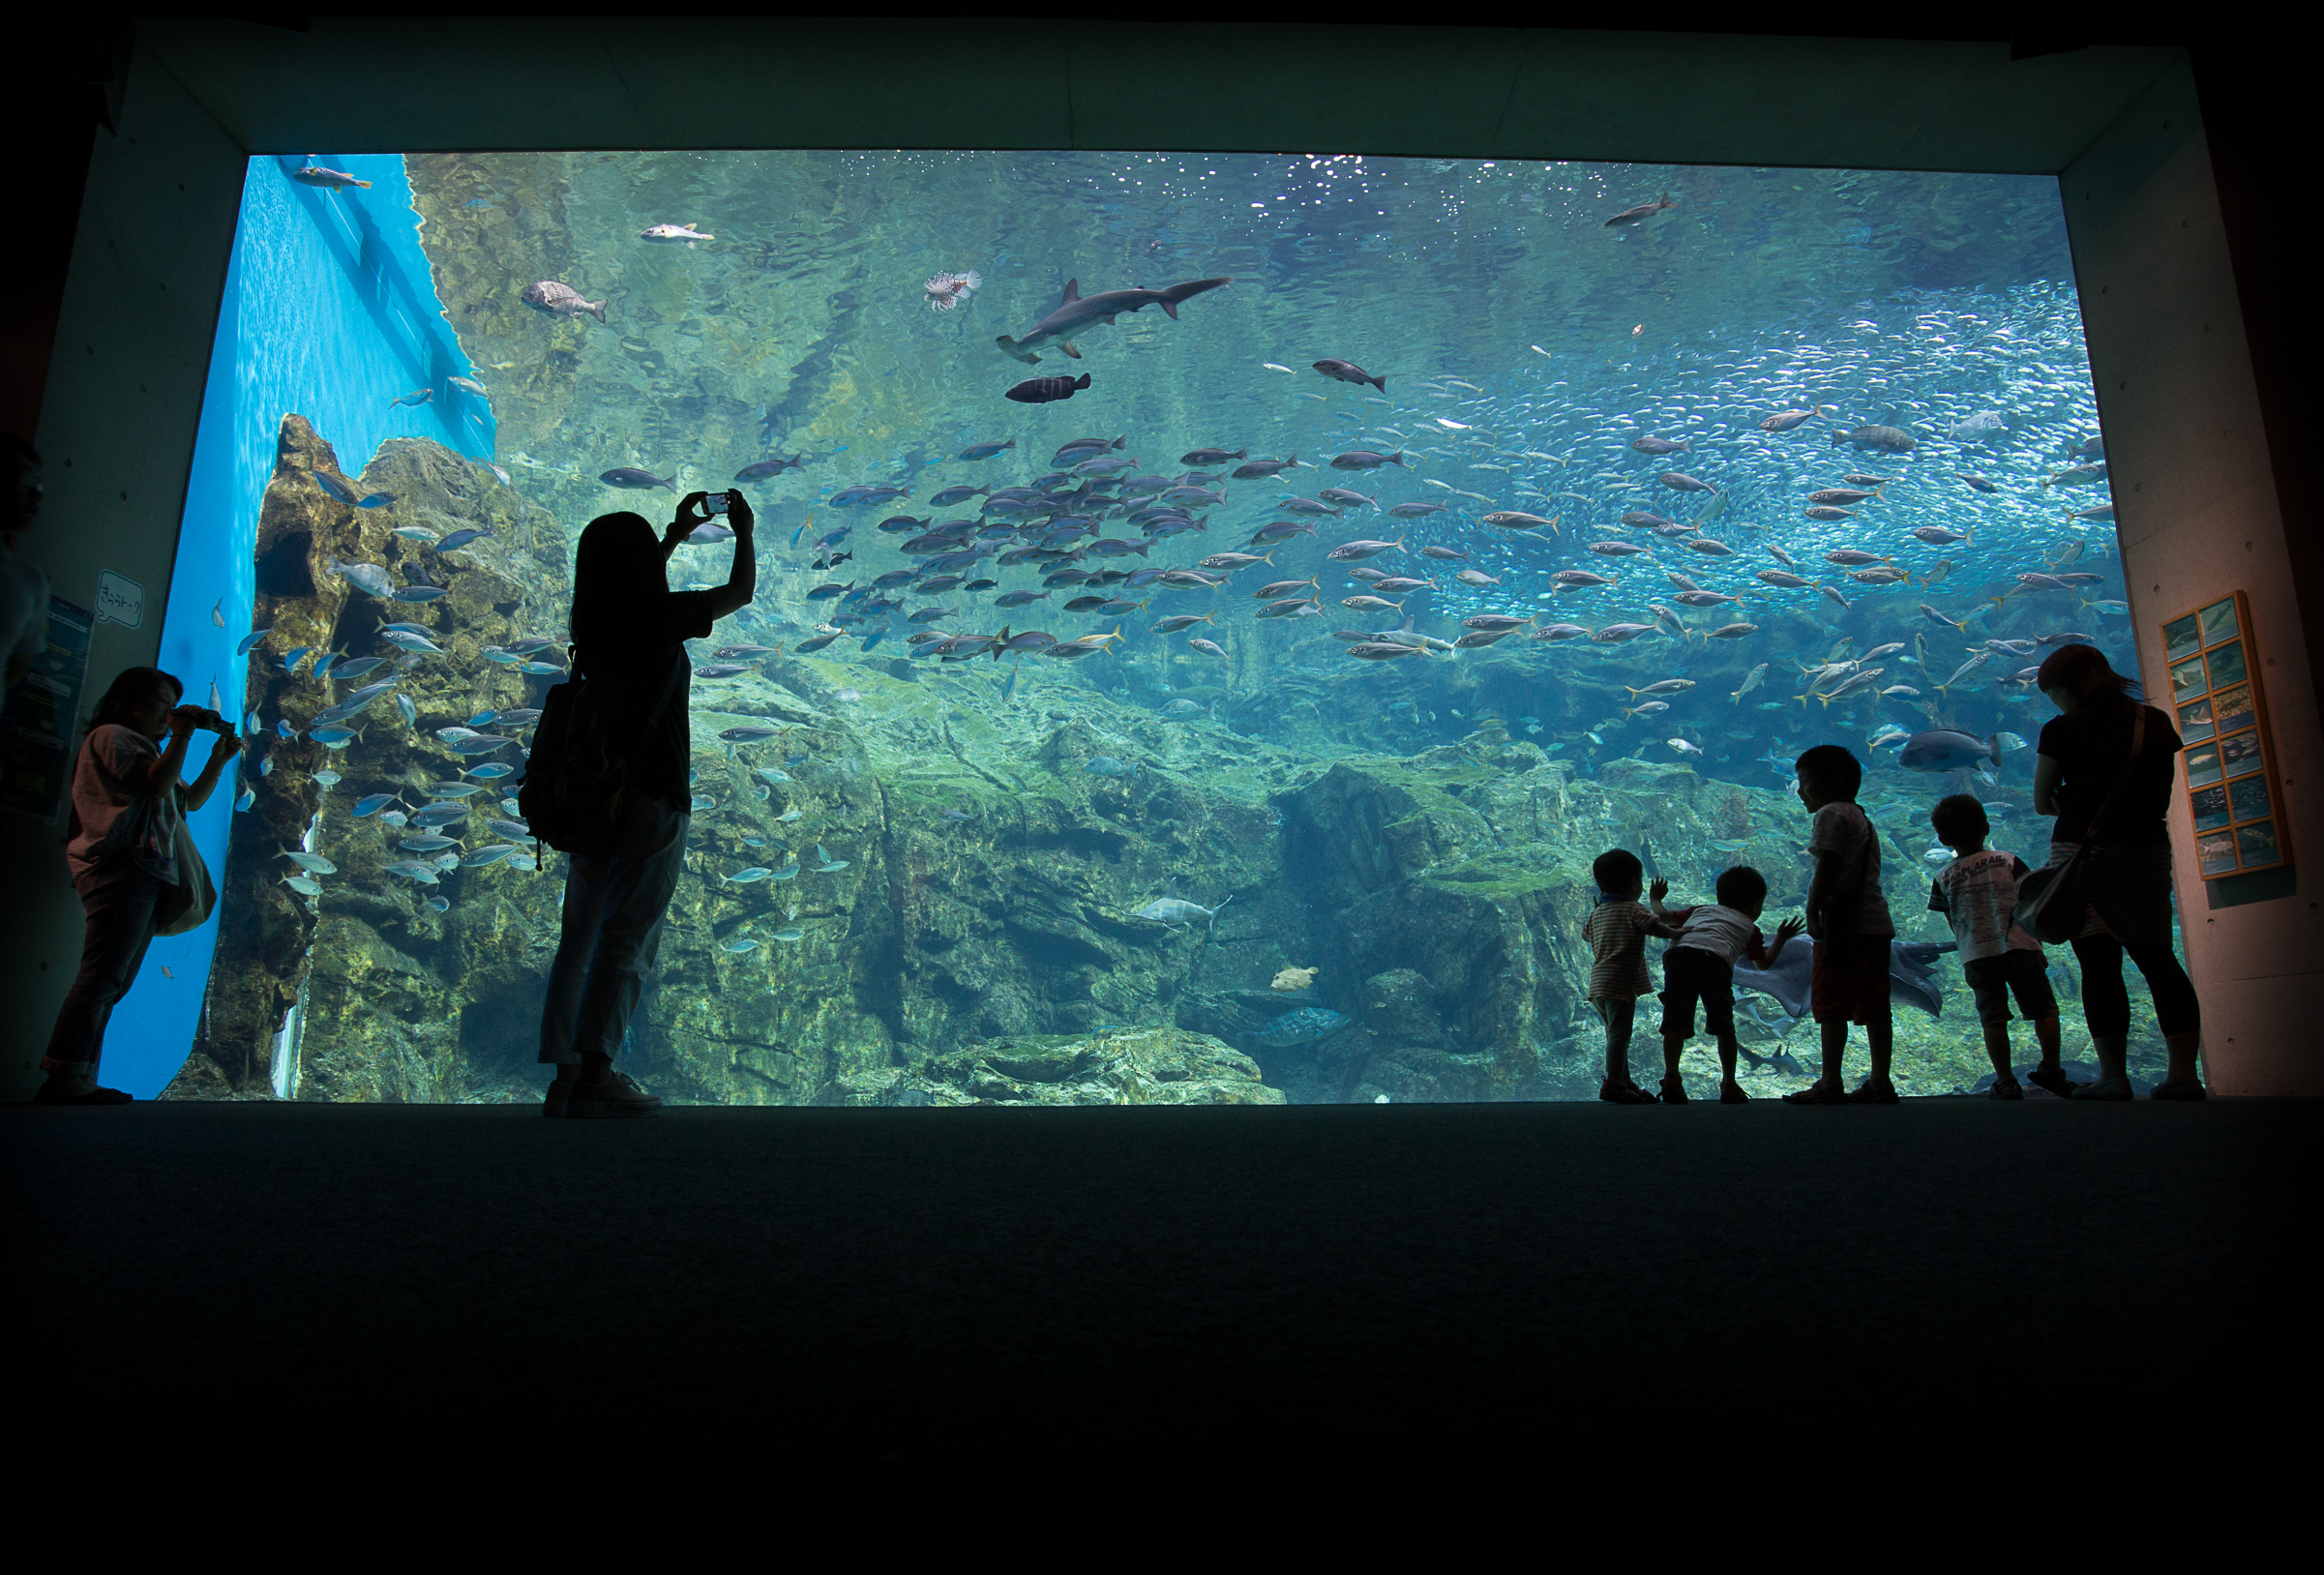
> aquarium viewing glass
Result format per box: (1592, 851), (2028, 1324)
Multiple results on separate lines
(124, 148), (2168, 1104)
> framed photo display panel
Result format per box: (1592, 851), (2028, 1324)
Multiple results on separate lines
(2160, 590), (2289, 879)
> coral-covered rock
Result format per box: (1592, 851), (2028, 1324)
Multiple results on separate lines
(838, 1026), (1284, 1107)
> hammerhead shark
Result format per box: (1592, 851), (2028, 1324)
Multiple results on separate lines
(996, 276), (1233, 364)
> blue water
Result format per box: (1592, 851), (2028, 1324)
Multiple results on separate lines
(149, 150), (2145, 1101)
(111, 154), (494, 1097)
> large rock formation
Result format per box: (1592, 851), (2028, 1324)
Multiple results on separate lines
(1253, 748), (1810, 1102)
(835, 1026), (1284, 1107)
(170, 416), (571, 1099)
(172, 427), (1327, 1106)
(163, 151), (2152, 1107)
(169, 454), (1863, 1108)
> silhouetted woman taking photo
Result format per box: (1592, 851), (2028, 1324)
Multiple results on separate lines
(39, 666), (237, 1103)
(539, 491), (755, 1117)
(2031, 642), (2205, 1100)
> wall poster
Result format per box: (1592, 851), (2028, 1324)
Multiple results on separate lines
(2161, 590), (2289, 879)
(0, 595), (97, 824)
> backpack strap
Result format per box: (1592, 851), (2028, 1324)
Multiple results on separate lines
(641, 649), (686, 732)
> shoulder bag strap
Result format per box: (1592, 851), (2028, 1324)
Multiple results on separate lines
(2082, 706), (2149, 846)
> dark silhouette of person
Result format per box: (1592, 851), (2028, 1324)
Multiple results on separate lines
(1, 432), (49, 694)
(540, 492), (756, 1116)
(2030, 643), (2204, 1099)
(38, 667), (237, 1103)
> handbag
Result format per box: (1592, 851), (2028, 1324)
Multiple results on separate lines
(2015, 707), (2147, 945)
(154, 805), (216, 936)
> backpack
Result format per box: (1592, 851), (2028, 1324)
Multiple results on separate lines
(517, 646), (683, 857)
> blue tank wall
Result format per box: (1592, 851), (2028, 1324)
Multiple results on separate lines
(106, 153), (492, 1098)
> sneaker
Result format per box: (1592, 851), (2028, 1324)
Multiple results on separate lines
(1782, 1081), (1849, 1105)
(2025, 1065), (2084, 1099)
(1987, 1077), (2024, 1102)
(33, 1080), (133, 1105)
(570, 1070), (663, 1118)
(1659, 1074), (1689, 1105)
(1598, 1079), (1658, 1105)
(1718, 1080), (1748, 1105)
(1847, 1078), (1901, 1105)
(2071, 1076), (2134, 1102)
(543, 1074), (578, 1118)
(2151, 1078), (2208, 1101)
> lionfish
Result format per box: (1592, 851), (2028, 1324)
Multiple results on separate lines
(923, 270), (981, 312)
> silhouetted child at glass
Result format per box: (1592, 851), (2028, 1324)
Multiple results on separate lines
(1649, 865), (1804, 1104)
(1784, 744), (1899, 1105)
(1927, 792), (2070, 1100)
(1583, 847), (1666, 1104)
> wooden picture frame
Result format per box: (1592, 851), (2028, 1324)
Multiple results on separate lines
(2160, 589), (2290, 879)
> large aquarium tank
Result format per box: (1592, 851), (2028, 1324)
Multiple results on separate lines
(136, 148), (2160, 1105)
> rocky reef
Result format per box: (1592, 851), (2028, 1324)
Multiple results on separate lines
(163, 150), (2162, 1106)
(837, 1026), (1283, 1107)
(170, 416), (573, 1101)
(170, 446), (1952, 1109)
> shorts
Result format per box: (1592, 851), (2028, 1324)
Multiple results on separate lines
(1589, 995), (1639, 1027)
(1811, 931), (1892, 1025)
(1658, 947), (1736, 1041)
(1963, 948), (2057, 1028)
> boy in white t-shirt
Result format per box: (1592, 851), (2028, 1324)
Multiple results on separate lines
(1649, 866), (1804, 1104)
(1928, 793), (2068, 1101)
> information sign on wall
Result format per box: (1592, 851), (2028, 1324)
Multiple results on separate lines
(0, 595), (96, 824)
(2162, 590), (2290, 879)
(95, 569), (144, 628)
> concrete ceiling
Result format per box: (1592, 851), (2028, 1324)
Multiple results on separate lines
(140, 19), (2179, 173)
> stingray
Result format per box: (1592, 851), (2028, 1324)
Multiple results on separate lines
(1732, 937), (1957, 1023)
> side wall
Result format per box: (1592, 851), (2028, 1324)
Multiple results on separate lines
(2065, 57), (2324, 1093)
(0, 50), (246, 1099)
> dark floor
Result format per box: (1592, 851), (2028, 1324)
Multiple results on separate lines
(9, 1098), (2307, 1467)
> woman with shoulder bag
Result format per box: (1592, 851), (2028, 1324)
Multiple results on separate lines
(36, 666), (238, 1104)
(2029, 643), (2205, 1100)
(536, 491), (756, 1118)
